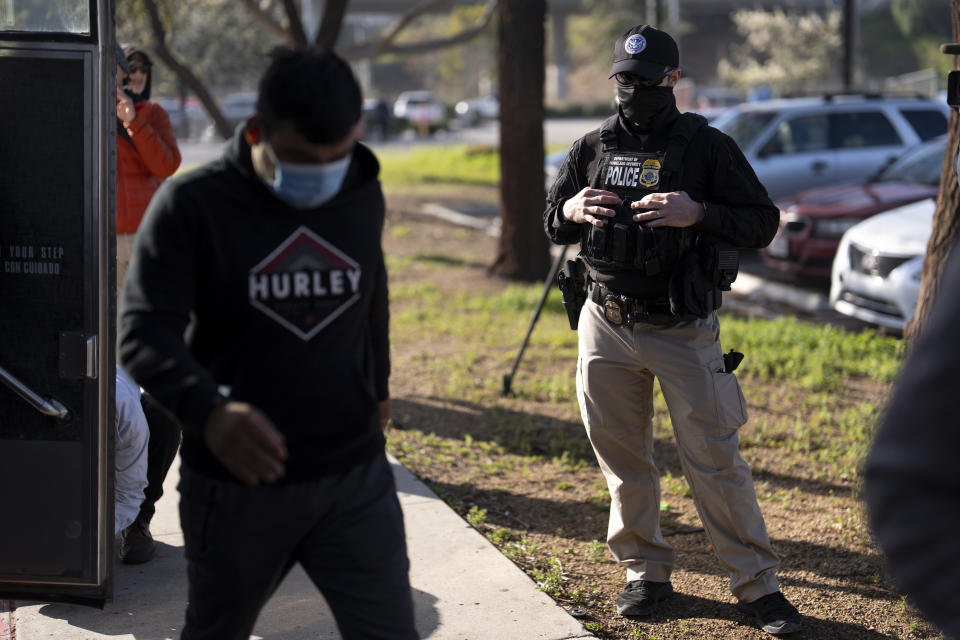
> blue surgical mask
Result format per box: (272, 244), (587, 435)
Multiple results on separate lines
(264, 143), (352, 209)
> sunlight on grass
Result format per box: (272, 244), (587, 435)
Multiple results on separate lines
(376, 145), (500, 186)
(391, 277), (904, 397)
(719, 313), (904, 389)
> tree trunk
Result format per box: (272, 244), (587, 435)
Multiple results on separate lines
(489, 0), (551, 282)
(904, 0), (960, 345)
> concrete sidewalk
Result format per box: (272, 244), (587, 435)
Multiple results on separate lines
(8, 458), (593, 640)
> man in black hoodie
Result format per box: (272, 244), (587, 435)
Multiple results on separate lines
(119, 47), (416, 640)
(544, 25), (801, 635)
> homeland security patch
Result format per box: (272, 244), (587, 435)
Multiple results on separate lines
(639, 158), (661, 188)
(248, 226), (362, 341)
(624, 34), (646, 55)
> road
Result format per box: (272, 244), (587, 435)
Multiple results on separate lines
(178, 118), (601, 170)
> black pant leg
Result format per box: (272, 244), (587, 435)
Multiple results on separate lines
(299, 454), (417, 640)
(138, 392), (182, 524)
(178, 466), (298, 640)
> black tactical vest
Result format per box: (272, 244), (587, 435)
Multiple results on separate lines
(580, 113), (707, 275)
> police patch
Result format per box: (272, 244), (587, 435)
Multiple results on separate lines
(625, 34), (646, 55)
(604, 154), (641, 188)
(639, 158), (661, 188)
(248, 226), (362, 341)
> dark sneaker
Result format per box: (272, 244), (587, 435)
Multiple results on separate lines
(616, 580), (673, 617)
(120, 519), (156, 565)
(736, 591), (803, 635)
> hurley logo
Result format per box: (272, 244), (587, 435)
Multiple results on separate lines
(249, 226), (362, 340)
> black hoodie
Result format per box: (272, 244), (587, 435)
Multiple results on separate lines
(119, 129), (390, 483)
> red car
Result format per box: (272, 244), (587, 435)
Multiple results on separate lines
(762, 134), (945, 280)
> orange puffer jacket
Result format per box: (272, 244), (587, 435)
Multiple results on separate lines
(117, 100), (181, 234)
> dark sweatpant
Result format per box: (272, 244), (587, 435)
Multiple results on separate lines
(178, 452), (417, 640)
(137, 392), (182, 524)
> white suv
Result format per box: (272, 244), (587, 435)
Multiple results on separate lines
(711, 95), (948, 201)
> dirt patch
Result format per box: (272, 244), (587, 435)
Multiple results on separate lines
(381, 192), (945, 640)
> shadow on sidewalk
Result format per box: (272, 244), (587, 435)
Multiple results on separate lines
(30, 545), (440, 639)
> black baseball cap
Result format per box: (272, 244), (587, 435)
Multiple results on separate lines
(609, 25), (679, 79)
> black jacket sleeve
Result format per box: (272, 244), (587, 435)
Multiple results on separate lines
(544, 136), (593, 246)
(118, 181), (225, 438)
(864, 244), (960, 638)
(694, 129), (779, 249)
(369, 245), (390, 402)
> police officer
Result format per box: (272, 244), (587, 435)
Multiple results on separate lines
(544, 25), (802, 635)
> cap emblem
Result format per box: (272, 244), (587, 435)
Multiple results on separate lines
(625, 34), (647, 55)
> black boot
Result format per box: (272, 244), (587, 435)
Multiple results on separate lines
(120, 516), (156, 564)
(616, 580), (673, 617)
(736, 591), (803, 635)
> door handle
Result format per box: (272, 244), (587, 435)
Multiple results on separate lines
(0, 364), (69, 420)
(810, 160), (829, 173)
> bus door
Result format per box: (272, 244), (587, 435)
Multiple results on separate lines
(0, 0), (117, 607)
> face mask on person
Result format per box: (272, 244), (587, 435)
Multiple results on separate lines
(263, 143), (352, 210)
(615, 84), (674, 133)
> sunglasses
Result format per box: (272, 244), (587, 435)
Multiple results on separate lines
(614, 69), (673, 87)
(128, 64), (151, 74)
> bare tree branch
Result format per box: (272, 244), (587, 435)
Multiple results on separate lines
(342, 0), (495, 60)
(316, 0), (350, 49)
(238, 0), (293, 45)
(280, 0), (308, 49)
(369, 0), (452, 57)
(141, 0), (232, 138)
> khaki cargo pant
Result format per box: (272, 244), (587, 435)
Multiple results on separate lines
(576, 299), (780, 602)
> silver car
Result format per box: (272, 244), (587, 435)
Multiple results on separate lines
(712, 95), (948, 201)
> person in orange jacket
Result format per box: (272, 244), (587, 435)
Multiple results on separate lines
(116, 44), (181, 291)
(115, 44), (183, 566)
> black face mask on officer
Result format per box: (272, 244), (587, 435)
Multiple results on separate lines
(616, 84), (674, 133)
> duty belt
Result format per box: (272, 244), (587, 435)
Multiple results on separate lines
(589, 282), (691, 327)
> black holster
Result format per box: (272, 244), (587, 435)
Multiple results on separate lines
(699, 235), (740, 292)
(667, 236), (740, 318)
(557, 257), (587, 330)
